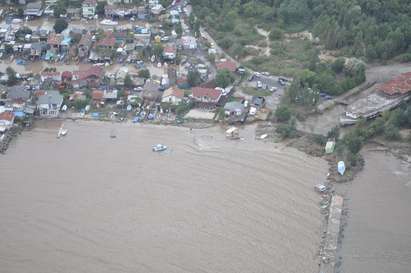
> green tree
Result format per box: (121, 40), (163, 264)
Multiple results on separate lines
(276, 118), (297, 139)
(193, 20), (201, 38)
(269, 28), (283, 41)
(96, 1), (107, 17)
(138, 69), (150, 79)
(17, 8), (24, 18)
(187, 70), (201, 87)
(215, 69), (235, 88)
(54, 4), (66, 18)
(275, 105), (292, 122)
(54, 18), (68, 33)
(6, 67), (17, 86)
(331, 58), (345, 74)
(153, 43), (164, 58)
(124, 74), (133, 88)
(175, 23), (183, 38)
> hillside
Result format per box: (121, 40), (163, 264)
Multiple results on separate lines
(191, 0), (411, 72)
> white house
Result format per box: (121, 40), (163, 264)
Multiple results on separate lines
(0, 111), (15, 131)
(161, 87), (184, 105)
(181, 36), (197, 50)
(163, 45), (176, 61)
(36, 91), (63, 118)
(107, 0), (132, 4)
(82, 0), (97, 19)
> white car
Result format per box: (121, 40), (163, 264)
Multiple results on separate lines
(270, 86), (278, 92)
(256, 81), (263, 89)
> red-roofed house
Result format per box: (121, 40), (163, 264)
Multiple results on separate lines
(91, 90), (104, 105)
(191, 87), (222, 105)
(162, 87), (184, 105)
(96, 33), (116, 49)
(216, 59), (237, 72)
(0, 111), (15, 128)
(47, 34), (63, 51)
(378, 72), (411, 96)
(163, 45), (176, 61)
(72, 66), (104, 88)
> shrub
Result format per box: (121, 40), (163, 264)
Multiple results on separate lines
(384, 123), (401, 140)
(275, 105), (292, 122)
(269, 28), (284, 40)
(276, 118), (297, 139)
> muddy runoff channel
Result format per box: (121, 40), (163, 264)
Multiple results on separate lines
(0, 121), (328, 273)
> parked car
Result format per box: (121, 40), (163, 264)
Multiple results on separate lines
(270, 86), (277, 92)
(256, 81), (263, 89)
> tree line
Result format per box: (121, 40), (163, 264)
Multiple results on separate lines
(191, 0), (411, 61)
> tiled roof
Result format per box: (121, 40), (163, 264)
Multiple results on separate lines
(378, 72), (411, 96)
(96, 33), (116, 47)
(73, 66), (103, 81)
(216, 60), (237, 72)
(192, 87), (222, 101)
(163, 87), (184, 98)
(47, 34), (62, 45)
(92, 90), (104, 100)
(0, 111), (14, 121)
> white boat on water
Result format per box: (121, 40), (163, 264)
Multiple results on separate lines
(57, 126), (68, 138)
(152, 144), (167, 152)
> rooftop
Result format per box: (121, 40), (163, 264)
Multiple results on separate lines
(378, 72), (411, 96)
(192, 87), (222, 100)
(216, 60), (237, 72)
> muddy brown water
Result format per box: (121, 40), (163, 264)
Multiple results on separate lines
(339, 150), (411, 273)
(0, 121), (327, 273)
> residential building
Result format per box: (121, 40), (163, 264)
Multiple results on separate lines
(24, 2), (44, 17)
(36, 90), (63, 118)
(216, 59), (237, 73)
(142, 80), (162, 102)
(224, 101), (245, 117)
(91, 89), (104, 105)
(163, 45), (176, 61)
(78, 33), (92, 59)
(82, 0), (97, 19)
(191, 87), (222, 105)
(181, 36), (197, 50)
(72, 66), (104, 88)
(7, 86), (31, 102)
(0, 111), (15, 129)
(103, 89), (118, 101)
(162, 87), (184, 105)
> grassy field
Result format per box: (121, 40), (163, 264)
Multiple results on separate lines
(244, 39), (315, 77)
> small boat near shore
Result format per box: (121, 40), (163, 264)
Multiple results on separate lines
(110, 129), (117, 138)
(57, 126), (68, 138)
(152, 144), (167, 152)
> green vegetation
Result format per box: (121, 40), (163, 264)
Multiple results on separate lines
(242, 86), (271, 97)
(192, 0), (411, 62)
(215, 69), (235, 88)
(335, 103), (411, 166)
(276, 118), (297, 139)
(54, 18), (68, 34)
(275, 105), (292, 122)
(6, 67), (17, 86)
(96, 1), (107, 17)
(187, 70), (201, 87)
(138, 69), (150, 79)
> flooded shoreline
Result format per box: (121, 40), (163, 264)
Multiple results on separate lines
(0, 121), (327, 273)
(338, 149), (411, 273)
